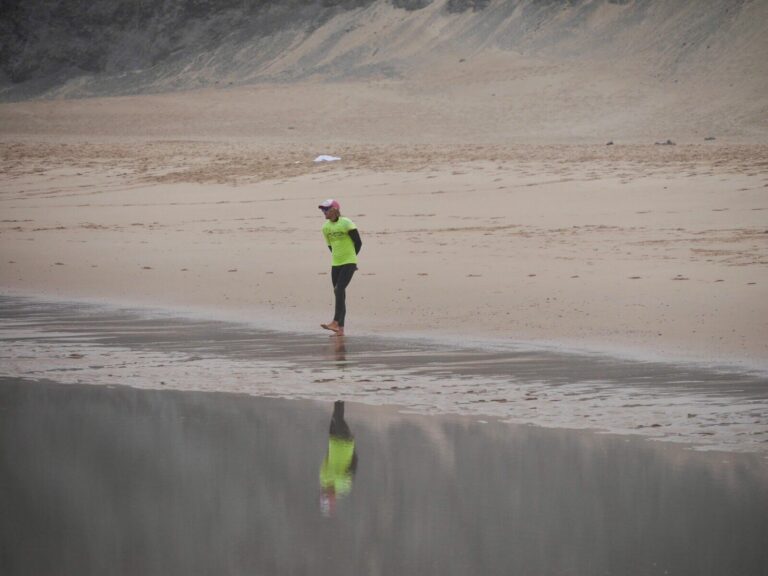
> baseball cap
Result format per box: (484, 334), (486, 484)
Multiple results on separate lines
(318, 199), (340, 211)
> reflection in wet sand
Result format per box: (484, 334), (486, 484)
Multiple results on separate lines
(320, 401), (357, 517)
(1, 295), (766, 454)
(1, 379), (766, 576)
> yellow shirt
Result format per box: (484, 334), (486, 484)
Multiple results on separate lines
(322, 217), (358, 266)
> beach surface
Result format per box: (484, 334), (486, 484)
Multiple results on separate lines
(2, 1), (768, 368)
(2, 3), (767, 572)
(3, 291), (767, 573)
(2, 295), (767, 455)
(1, 132), (766, 368)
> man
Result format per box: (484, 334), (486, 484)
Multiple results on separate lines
(318, 199), (362, 337)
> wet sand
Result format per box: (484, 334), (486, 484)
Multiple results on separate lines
(1, 377), (767, 576)
(1, 295), (766, 455)
(2, 0), (767, 379)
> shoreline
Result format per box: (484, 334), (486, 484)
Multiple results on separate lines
(2, 292), (767, 456)
(5, 374), (768, 463)
(4, 287), (768, 375)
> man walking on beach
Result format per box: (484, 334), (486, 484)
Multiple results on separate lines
(319, 199), (362, 337)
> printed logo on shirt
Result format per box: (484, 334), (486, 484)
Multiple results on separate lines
(327, 230), (350, 240)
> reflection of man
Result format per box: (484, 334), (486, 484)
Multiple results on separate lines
(331, 337), (346, 363)
(319, 401), (358, 517)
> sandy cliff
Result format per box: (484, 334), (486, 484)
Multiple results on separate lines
(2, 1), (767, 141)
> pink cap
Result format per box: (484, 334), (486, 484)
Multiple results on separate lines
(318, 199), (340, 211)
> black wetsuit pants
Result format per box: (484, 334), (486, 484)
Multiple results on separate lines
(331, 264), (357, 327)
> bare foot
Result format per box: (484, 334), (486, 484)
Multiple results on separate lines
(321, 321), (340, 333)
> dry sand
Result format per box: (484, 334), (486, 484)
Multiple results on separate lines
(1, 117), (766, 368)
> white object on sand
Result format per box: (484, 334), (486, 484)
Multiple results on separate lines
(314, 155), (341, 162)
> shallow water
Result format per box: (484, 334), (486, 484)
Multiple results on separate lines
(1, 295), (767, 453)
(1, 378), (767, 576)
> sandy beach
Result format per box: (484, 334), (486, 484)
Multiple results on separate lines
(3, 295), (767, 455)
(1, 132), (766, 368)
(2, 3), (768, 572)
(3, 0), (768, 368)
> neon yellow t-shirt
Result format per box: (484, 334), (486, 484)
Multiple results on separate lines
(322, 217), (358, 267)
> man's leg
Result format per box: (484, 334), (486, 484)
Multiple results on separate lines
(333, 265), (356, 328)
(323, 270), (339, 329)
(322, 266), (350, 334)
(331, 266), (341, 289)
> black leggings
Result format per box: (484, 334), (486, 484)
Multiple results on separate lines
(331, 264), (356, 327)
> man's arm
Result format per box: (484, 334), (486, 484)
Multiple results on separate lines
(323, 228), (331, 253)
(349, 229), (362, 255)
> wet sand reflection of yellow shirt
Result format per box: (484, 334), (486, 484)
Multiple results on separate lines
(322, 217), (358, 267)
(319, 437), (355, 495)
